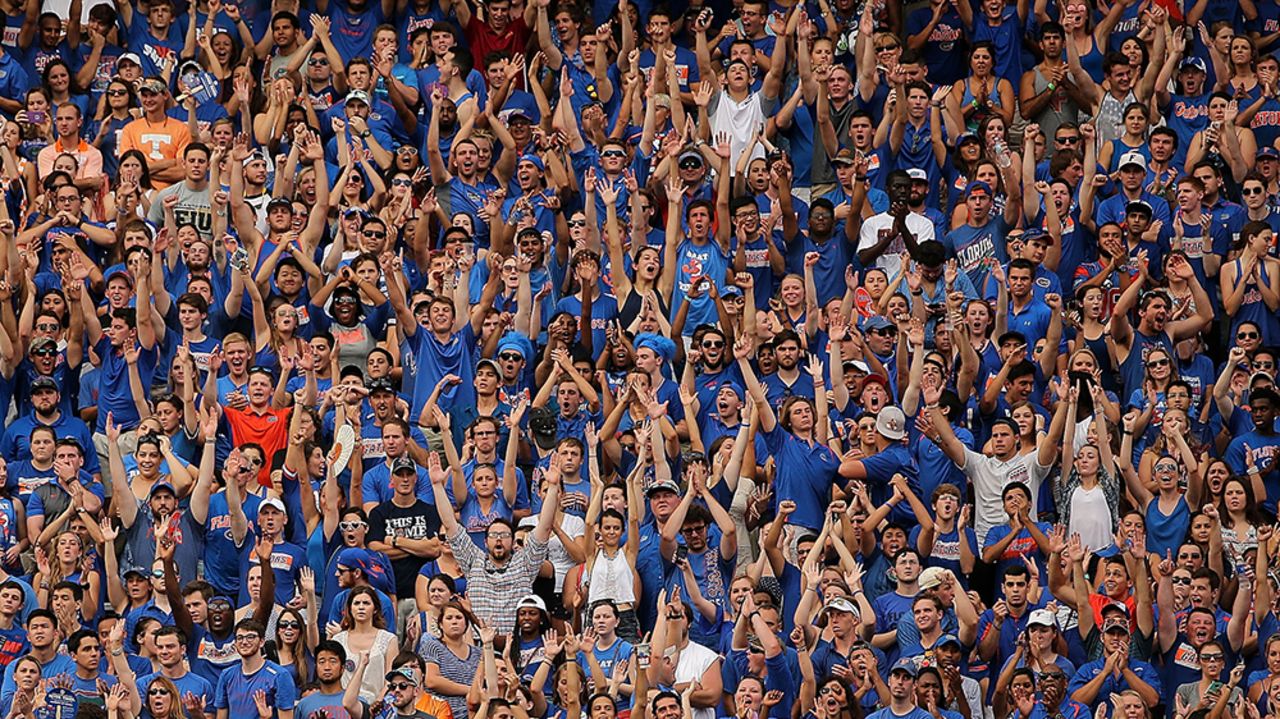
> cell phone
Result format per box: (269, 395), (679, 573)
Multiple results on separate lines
(26, 110), (45, 125)
(635, 643), (651, 669)
(675, 545), (688, 562)
(231, 247), (249, 271)
(1208, 681), (1224, 695)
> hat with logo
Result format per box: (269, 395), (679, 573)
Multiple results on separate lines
(875, 406), (907, 441)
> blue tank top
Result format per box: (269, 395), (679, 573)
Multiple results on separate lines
(1078, 37), (1105, 84)
(1120, 330), (1173, 399)
(1145, 495), (1190, 559)
(1230, 258), (1280, 345)
(1081, 331), (1119, 394)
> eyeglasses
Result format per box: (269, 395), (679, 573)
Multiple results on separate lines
(308, 57), (329, 66)
(235, 634), (261, 642)
(1171, 576), (1192, 585)
(148, 688), (171, 696)
(568, 219), (587, 228)
(339, 521), (367, 531)
(389, 682), (414, 691)
(1239, 331), (1260, 340)
(488, 530), (512, 539)
(499, 352), (523, 362)
(1146, 358), (1170, 368)
(1243, 186), (1267, 196)
(277, 620), (301, 630)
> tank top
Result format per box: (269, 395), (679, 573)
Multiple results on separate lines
(586, 546), (637, 605)
(1076, 35), (1106, 84)
(1094, 90), (1138, 149)
(1230, 258), (1280, 344)
(1145, 495), (1190, 559)
(1081, 331), (1119, 394)
(961, 77), (1003, 131)
(1030, 66), (1082, 141)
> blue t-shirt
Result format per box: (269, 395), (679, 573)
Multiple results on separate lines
(214, 660), (298, 719)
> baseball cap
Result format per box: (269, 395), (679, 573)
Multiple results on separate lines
(344, 90), (370, 106)
(149, 480), (177, 498)
(29, 375), (58, 392)
(1027, 608), (1057, 629)
(117, 53), (142, 68)
(337, 547), (371, 571)
(390, 457), (417, 475)
(678, 149), (704, 166)
(936, 634), (962, 649)
(105, 267), (135, 286)
(1118, 152), (1146, 170)
(890, 658), (919, 677)
(366, 377), (396, 394)
(528, 406), (559, 450)
(1259, 148), (1280, 160)
(918, 567), (947, 591)
(863, 315), (894, 332)
(956, 132), (980, 146)
(831, 148), (857, 166)
(906, 168), (928, 182)
(140, 78), (167, 95)
(1125, 199), (1154, 216)
(963, 180), (992, 198)
(122, 565), (149, 579)
(29, 336), (57, 353)
(1101, 616), (1131, 635)
(817, 596), (860, 625)
(1179, 56), (1207, 73)
(516, 594), (548, 613)
(386, 665), (419, 683)
(267, 196), (293, 211)
(476, 357), (501, 375)
(646, 478), (681, 496)
(875, 406), (907, 441)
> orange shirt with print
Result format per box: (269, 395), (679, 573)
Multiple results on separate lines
(119, 117), (191, 189)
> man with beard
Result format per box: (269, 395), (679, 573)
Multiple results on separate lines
(432, 446), (558, 634)
(759, 331), (813, 407)
(499, 154), (558, 240)
(858, 170), (932, 278)
(867, 660), (933, 719)
(1111, 263), (1212, 399)
(1225, 386), (1280, 507)
(685, 326), (743, 421)
(660, 458), (737, 610)
(1, 375), (97, 479)
(138, 626), (215, 712)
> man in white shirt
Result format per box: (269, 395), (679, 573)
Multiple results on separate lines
(858, 169), (936, 278)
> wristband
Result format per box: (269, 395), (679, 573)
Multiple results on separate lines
(1046, 82), (1056, 91)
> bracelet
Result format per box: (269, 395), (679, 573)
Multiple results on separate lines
(1046, 82), (1056, 91)
(911, 289), (923, 295)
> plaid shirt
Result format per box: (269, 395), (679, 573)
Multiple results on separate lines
(447, 525), (548, 634)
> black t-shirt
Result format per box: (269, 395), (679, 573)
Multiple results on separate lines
(367, 499), (442, 597)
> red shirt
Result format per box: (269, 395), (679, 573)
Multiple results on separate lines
(464, 15), (531, 77)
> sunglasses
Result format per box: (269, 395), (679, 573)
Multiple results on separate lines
(339, 521), (367, 531)
(1257, 361), (1276, 369)
(389, 682), (414, 691)
(1055, 136), (1080, 145)
(397, 146), (419, 156)
(334, 297), (359, 306)
(568, 219), (587, 228)
(701, 340), (724, 349)
(601, 149), (626, 159)
(1147, 358), (1170, 368)
(364, 230), (387, 239)
(498, 352), (523, 362)
(31, 348), (57, 357)
(1239, 332), (1260, 340)
(1171, 576), (1192, 585)
(678, 159), (702, 170)
(875, 44), (899, 52)
(1200, 653), (1225, 662)
(107, 89), (128, 97)
(308, 57), (329, 66)
(148, 688), (171, 697)
(278, 620), (301, 630)
(1243, 186), (1267, 196)
(35, 324), (59, 332)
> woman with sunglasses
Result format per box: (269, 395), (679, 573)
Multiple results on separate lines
(1118, 411), (1198, 559)
(1125, 346), (1176, 441)
(138, 674), (185, 719)
(265, 603), (316, 689)
(1221, 221), (1280, 346)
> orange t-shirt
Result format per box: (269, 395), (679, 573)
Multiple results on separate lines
(118, 116), (191, 188)
(223, 404), (291, 485)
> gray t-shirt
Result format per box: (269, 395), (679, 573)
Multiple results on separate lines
(147, 182), (215, 239)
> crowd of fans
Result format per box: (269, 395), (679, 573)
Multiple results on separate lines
(4, 1), (1280, 719)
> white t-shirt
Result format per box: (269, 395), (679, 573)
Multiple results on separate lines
(961, 449), (1052, 542)
(1069, 484), (1113, 552)
(519, 513), (585, 591)
(673, 641), (720, 719)
(857, 211), (937, 278)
